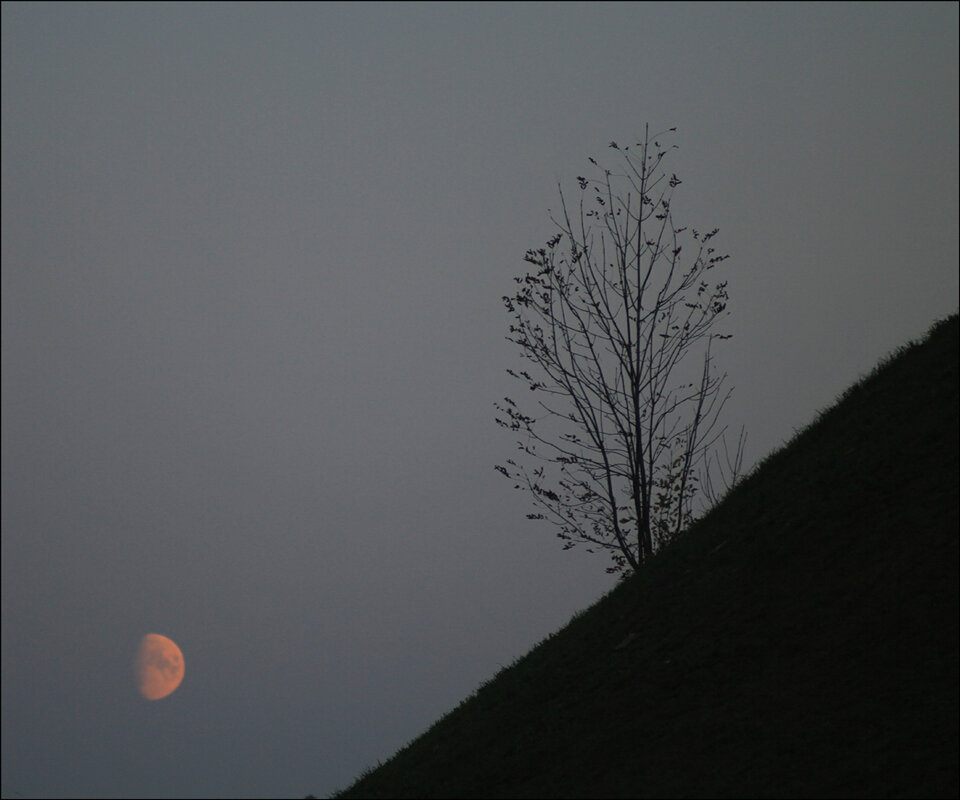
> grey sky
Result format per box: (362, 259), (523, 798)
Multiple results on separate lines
(2, 3), (957, 798)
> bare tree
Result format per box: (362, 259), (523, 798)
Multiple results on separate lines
(495, 126), (739, 575)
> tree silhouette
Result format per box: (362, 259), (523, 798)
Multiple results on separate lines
(496, 126), (742, 575)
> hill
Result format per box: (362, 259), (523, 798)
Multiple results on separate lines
(329, 314), (959, 799)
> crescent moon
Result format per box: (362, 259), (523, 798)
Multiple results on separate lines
(135, 633), (185, 700)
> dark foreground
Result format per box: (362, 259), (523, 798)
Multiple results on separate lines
(330, 315), (959, 799)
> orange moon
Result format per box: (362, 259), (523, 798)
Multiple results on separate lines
(135, 633), (185, 700)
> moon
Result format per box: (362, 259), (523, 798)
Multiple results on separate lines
(135, 633), (185, 700)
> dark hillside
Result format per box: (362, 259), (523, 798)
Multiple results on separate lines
(331, 314), (959, 799)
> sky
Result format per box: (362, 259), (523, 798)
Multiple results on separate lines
(2, 2), (957, 798)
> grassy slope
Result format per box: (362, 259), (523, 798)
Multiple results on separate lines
(331, 315), (959, 799)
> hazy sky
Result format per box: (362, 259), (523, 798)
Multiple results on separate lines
(2, 3), (957, 798)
